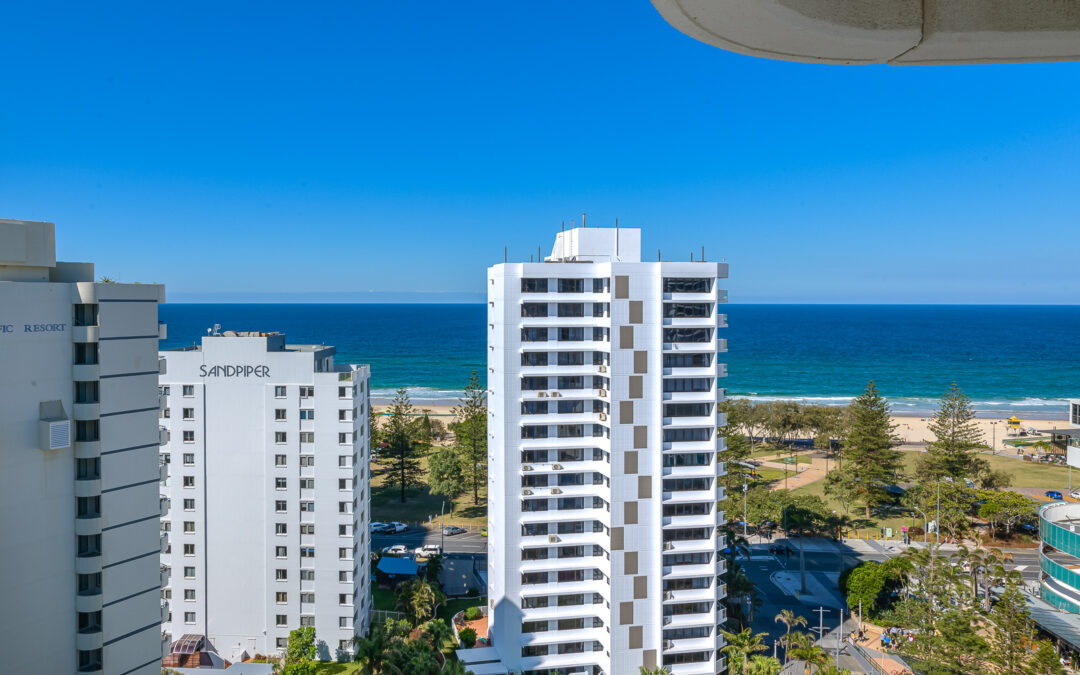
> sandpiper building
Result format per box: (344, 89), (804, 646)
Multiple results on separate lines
(0, 218), (167, 675)
(158, 331), (372, 661)
(481, 227), (729, 675)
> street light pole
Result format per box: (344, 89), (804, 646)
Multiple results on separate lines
(742, 479), (748, 540)
(936, 480), (941, 547)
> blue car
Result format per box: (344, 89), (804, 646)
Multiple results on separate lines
(1046, 490), (1064, 500)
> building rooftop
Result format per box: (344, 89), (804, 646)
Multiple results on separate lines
(546, 227), (641, 263)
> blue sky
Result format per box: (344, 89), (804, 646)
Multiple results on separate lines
(2, 2), (1078, 303)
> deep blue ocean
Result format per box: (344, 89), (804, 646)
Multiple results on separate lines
(159, 304), (1080, 418)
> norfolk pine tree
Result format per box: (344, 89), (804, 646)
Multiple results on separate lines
(826, 381), (902, 518)
(916, 383), (987, 482)
(451, 371), (488, 505)
(384, 387), (425, 503)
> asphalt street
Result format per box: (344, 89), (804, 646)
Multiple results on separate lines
(372, 528), (489, 556)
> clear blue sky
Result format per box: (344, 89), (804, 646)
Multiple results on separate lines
(2, 2), (1078, 303)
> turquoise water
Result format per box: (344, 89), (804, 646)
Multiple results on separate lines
(159, 304), (1080, 418)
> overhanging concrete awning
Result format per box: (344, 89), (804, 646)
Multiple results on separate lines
(455, 647), (509, 674)
(650, 0), (1080, 66)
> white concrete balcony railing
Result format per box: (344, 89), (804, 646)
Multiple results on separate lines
(519, 436), (611, 450)
(662, 489), (716, 504)
(662, 587), (716, 604)
(518, 651), (607, 673)
(663, 538), (717, 554)
(519, 604), (608, 623)
(522, 387), (610, 401)
(665, 660), (715, 675)
(72, 324), (99, 343)
(74, 441), (102, 460)
(520, 510), (611, 528)
(523, 530), (611, 547)
(662, 610), (716, 628)
(661, 390), (719, 404)
(662, 341), (716, 353)
(519, 411), (610, 426)
(662, 414), (720, 428)
(160, 600), (170, 622)
(522, 459), (611, 476)
(663, 635), (717, 654)
(661, 440), (715, 453)
(159, 461), (169, 484)
(160, 532), (170, 554)
(162, 632), (172, 658)
(661, 465), (717, 479)
(519, 627), (608, 648)
(158, 357), (167, 375)
(519, 363), (611, 376)
(519, 578), (608, 597)
(521, 484), (609, 500)
(76, 630), (104, 652)
(75, 515), (102, 536)
(159, 393), (168, 411)
(158, 322), (168, 340)
(664, 291), (722, 303)
(74, 478), (102, 498)
(161, 565), (171, 586)
(72, 363), (101, 381)
(160, 497), (170, 516)
(519, 556), (612, 575)
(717, 582), (727, 600)
(159, 426), (170, 446)
(662, 562), (716, 578)
(517, 292), (611, 303)
(662, 514), (717, 529)
(662, 315), (719, 328)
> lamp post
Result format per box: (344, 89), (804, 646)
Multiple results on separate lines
(990, 421), (998, 455)
(936, 480), (941, 547)
(742, 479), (749, 540)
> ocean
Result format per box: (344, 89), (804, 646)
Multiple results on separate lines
(159, 304), (1080, 419)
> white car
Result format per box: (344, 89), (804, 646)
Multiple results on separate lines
(382, 544), (409, 556)
(414, 544), (442, 558)
(370, 522), (390, 534)
(388, 522), (408, 533)
(1070, 489), (1080, 500)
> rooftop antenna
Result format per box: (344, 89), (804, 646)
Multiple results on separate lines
(691, 252), (694, 262)
(561, 221), (565, 233)
(538, 245), (541, 262)
(212, 323), (221, 336)
(530, 253), (534, 262)
(702, 245), (705, 262)
(504, 246), (507, 263)
(582, 212), (586, 228)
(615, 218), (619, 259)
(658, 249), (661, 262)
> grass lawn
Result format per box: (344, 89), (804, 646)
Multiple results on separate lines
(370, 451), (488, 528)
(900, 450), (1070, 489)
(309, 663), (362, 675)
(437, 597), (484, 623)
(373, 586), (397, 611)
(790, 478), (920, 539)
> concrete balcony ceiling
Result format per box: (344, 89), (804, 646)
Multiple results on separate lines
(650, 0), (1080, 65)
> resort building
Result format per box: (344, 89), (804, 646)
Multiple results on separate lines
(483, 226), (729, 675)
(158, 331), (372, 661)
(0, 218), (167, 675)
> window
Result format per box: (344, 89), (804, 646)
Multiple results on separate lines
(300, 501), (314, 512)
(184, 544), (195, 555)
(339, 593), (351, 605)
(339, 524), (351, 536)
(558, 278), (584, 293)
(76, 496), (100, 518)
(663, 277), (712, 293)
(338, 478), (350, 490)
(276, 523), (288, 535)
(300, 570), (315, 581)
(275, 477), (287, 490)
(300, 455), (315, 466)
(276, 614), (288, 627)
(274, 454), (287, 467)
(74, 379), (98, 402)
(182, 407), (195, 420)
(76, 458), (100, 480)
(558, 327), (584, 341)
(663, 502), (712, 516)
(160, 385), (170, 396)
(276, 592), (288, 603)
(556, 376), (583, 389)
(521, 302), (548, 318)
(301, 593), (315, 603)
(522, 620), (549, 633)
(183, 521), (195, 533)
(338, 502), (351, 514)
(162, 407), (170, 418)
(73, 303), (99, 327)
(521, 352), (548, 366)
(663, 302), (711, 318)
(77, 573), (102, 595)
(276, 569), (288, 581)
(300, 431), (314, 443)
(522, 400), (548, 415)
(338, 455), (351, 467)
(521, 376), (548, 391)
(301, 524), (316, 535)
(300, 409), (315, 420)
(276, 546), (287, 557)
(557, 399), (584, 414)
(663, 428), (712, 442)
(276, 638), (287, 648)
(184, 612), (196, 624)
(338, 432), (349, 444)
(663, 453), (712, 467)
(521, 426), (548, 439)
(275, 409), (287, 421)
(338, 386), (349, 399)
(521, 278), (548, 293)
(275, 432), (287, 444)
(300, 547), (315, 558)
(663, 353), (712, 368)
(183, 476), (195, 488)
(275, 500), (287, 512)
(557, 351), (584, 366)
(339, 640), (351, 650)
(183, 430), (195, 443)
(663, 378), (712, 393)
(663, 477), (712, 491)
(183, 385), (194, 397)
(557, 303), (584, 317)
(300, 386), (314, 398)
(521, 327), (548, 342)
(338, 409), (349, 421)
(300, 478), (314, 489)
(339, 617), (352, 628)
(592, 278), (608, 293)
(184, 589), (196, 601)
(663, 327), (712, 343)
(184, 566), (196, 578)
(275, 386), (287, 398)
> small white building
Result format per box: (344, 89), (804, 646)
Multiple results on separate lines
(159, 331), (372, 661)
(0, 218), (167, 675)
(486, 227), (729, 675)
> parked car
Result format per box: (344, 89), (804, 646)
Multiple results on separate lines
(442, 525), (467, 536)
(371, 522), (391, 534)
(480, 526), (488, 537)
(382, 544), (409, 556)
(1071, 489), (1080, 500)
(1046, 490), (1064, 500)
(414, 544), (442, 558)
(388, 522), (408, 533)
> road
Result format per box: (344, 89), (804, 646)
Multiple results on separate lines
(372, 528), (488, 555)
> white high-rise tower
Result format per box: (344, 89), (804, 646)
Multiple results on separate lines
(484, 227), (729, 675)
(158, 331), (372, 662)
(0, 218), (167, 675)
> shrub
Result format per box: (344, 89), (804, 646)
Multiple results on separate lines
(458, 627), (477, 648)
(466, 586), (479, 597)
(465, 606), (481, 621)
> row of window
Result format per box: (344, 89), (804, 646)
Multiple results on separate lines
(522, 327), (609, 342)
(521, 375), (609, 390)
(521, 448), (608, 464)
(521, 302), (610, 318)
(522, 641), (604, 657)
(519, 277), (713, 294)
(522, 472), (605, 488)
(521, 544), (606, 561)
(521, 592), (605, 609)
(521, 424), (609, 440)
(162, 384), (362, 399)
(521, 497), (608, 512)
(522, 617), (605, 633)
(273, 477), (353, 490)
(521, 351), (609, 366)
(522, 520), (608, 536)
(521, 400), (607, 415)
(164, 454), (356, 469)
(521, 568), (607, 585)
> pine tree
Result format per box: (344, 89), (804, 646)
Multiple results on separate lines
(917, 383), (986, 482)
(989, 580), (1033, 674)
(451, 371), (488, 505)
(827, 381), (901, 518)
(384, 387), (425, 503)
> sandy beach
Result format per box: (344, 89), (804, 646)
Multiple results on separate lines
(373, 404), (1070, 451)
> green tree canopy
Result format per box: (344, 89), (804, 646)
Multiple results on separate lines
(826, 381), (902, 518)
(916, 383), (986, 482)
(384, 388), (426, 503)
(450, 371), (487, 505)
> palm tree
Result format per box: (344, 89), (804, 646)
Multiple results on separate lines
(774, 609), (808, 663)
(352, 628), (387, 674)
(786, 632), (828, 675)
(747, 655), (783, 674)
(422, 618), (453, 652)
(720, 627), (770, 674)
(395, 579), (440, 625)
(638, 667), (671, 675)
(442, 658), (469, 674)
